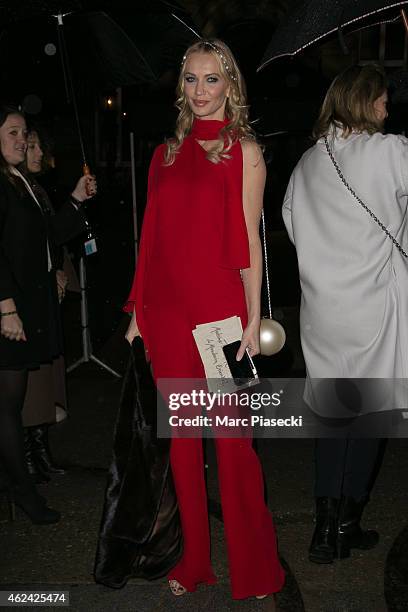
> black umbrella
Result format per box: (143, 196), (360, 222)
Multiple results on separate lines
(0, 2), (199, 92)
(0, 0), (81, 23)
(0, 11), (157, 167)
(258, 0), (408, 70)
(0, 5), (199, 165)
(0, 12), (155, 92)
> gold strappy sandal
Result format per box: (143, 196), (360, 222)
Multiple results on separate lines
(168, 579), (187, 596)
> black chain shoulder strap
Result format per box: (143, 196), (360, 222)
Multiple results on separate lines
(324, 135), (408, 259)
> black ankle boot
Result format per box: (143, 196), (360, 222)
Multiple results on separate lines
(337, 496), (379, 559)
(12, 482), (60, 525)
(309, 497), (339, 564)
(30, 425), (66, 476)
(23, 428), (50, 484)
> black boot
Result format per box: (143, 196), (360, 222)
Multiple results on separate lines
(30, 425), (66, 476)
(309, 497), (339, 564)
(23, 428), (50, 484)
(337, 496), (379, 559)
(12, 482), (60, 525)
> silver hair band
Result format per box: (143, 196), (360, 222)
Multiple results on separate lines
(182, 41), (238, 81)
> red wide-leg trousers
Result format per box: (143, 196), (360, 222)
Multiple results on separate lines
(144, 300), (285, 599)
(168, 435), (285, 599)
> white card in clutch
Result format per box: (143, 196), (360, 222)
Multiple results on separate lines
(192, 316), (243, 391)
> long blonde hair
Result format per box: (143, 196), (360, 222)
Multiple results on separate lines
(313, 64), (387, 140)
(164, 39), (255, 165)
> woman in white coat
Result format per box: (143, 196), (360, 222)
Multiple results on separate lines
(282, 64), (408, 564)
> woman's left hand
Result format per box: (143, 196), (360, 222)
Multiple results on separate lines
(71, 175), (97, 202)
(235, 320), (260, 361)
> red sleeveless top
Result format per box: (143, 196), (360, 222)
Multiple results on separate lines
(124, 118), (250, 349)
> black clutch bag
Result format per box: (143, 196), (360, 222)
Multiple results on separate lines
(94, 337), (182, 587)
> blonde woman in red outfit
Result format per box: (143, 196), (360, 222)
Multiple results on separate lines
(125, 40), (285, 603)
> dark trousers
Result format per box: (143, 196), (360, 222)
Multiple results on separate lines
(314, 438), (381, 501)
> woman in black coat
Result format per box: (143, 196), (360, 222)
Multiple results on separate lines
(0, 105), (96, 524)
(21, 127), (76, 484)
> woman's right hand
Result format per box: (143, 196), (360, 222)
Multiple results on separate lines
(1, 313), (26, 342)
(71, 175), (97, 202)
(125, 309), (140, 345)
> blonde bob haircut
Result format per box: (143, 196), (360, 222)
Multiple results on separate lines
(313, 64), (387, 140)
(164, 39), (255, 165)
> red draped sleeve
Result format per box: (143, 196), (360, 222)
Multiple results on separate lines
(123, 146), (163, 348)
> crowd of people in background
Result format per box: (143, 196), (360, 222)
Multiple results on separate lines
(0, 105), (96, 524)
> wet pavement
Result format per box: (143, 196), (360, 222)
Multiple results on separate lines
(1, 310), (407, 612)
